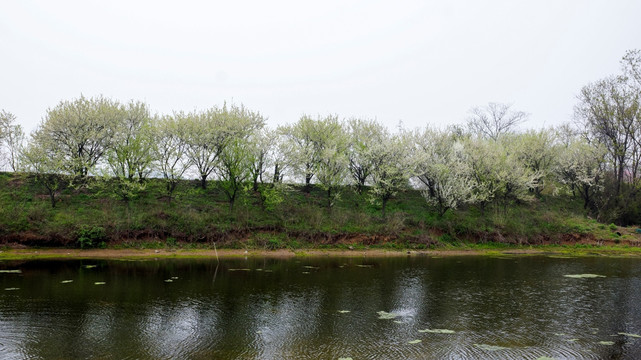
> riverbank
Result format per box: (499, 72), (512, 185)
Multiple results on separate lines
(2, 172), (641, 251)
(3, 244), (641, 260)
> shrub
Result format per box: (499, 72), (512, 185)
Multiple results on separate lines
(76, 226), (106, 249)
(439, 233), (454, 243)
(166, 237), (177, 247)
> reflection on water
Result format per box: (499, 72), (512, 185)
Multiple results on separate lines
(2, 255), (641, 359)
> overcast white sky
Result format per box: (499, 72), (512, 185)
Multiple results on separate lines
(1, 0), (640, 134)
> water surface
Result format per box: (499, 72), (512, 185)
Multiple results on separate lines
(2, 255), (641, 359)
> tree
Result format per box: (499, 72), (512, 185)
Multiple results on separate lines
(152, 114), (192, 200)
(281, 115), (330, 190)
(214, 103), (265, 210)
(622, 49), (641, 87)
(247, 128), (273, 191)
(575, 75), (640, 195)
(347, 118), (386, 194)
(464, 136), (539, 214)
(102, 101), (155, 201)
(491, 139), (541, 212)
(216, 136), (253, 211)
(32, 95), (120, 179)
(508, 129), (558, 196)
(106, 100), (155, 182)
(467, 102), (528, 141)
(555, 122), (580, 147)
(181, 109), (222, 189)
(0, 110), (24, 172)
(555, 139), (606, 209)
(182, 102), (265, 189)
(414, 128), (477, 216)
(270, 127), (292, 183)
(21, 140), (68, 208)
(310, 116), (349, 209)
(369, 131), (414, 217)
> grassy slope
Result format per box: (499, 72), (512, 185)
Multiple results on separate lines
(1, 172), (639, 250)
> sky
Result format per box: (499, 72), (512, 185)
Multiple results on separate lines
(1, 0), (641, 134)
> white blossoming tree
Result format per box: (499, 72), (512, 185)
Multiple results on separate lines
(347, 118), (387, 194)
(414, 128), (477, 217)
(151, 114), (192, 200)
(32, 95), (120, 179)
(554, 139), (606, 209)
(368, 130), (414, 217)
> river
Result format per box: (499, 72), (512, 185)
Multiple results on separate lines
(2, 255), (641, 359)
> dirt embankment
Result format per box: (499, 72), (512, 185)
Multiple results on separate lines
(1, 226), (638, 251)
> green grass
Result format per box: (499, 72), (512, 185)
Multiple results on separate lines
(1, 171), (640, 250)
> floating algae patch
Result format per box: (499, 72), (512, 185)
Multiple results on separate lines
(599, 341), (615, 345)
(408, 340), (422, 344)
(419, 328), (456, 334)
(4, 287), (19, 291)
(83, 265), (97, 269)
(377, 311), (399, 320)
(164, 279), (173, 283)
(303, 266), (319, 269)
(302, 272), (310, 274)
(170, 277), (179, 280)
(394, 320), (404, 324)
(228, 269), (251, 271)
(474, 344), (507, 351)
(337, 310), (350, 314)
(618, 332), (641, 338)
(0, 269), (22, 273)
(60, 280), (73, 284)
(548, 255), (574, 259)
(94, 282), (106, 285)
(357, 264), (374, 268)
(563, 274), (606, 279)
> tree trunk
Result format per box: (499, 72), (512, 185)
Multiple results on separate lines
(201, 175), (208, 189)
(273, 164), (280, 183)
(304, 174), (313, 193)
(49, 190), (56, 208)
(229, 189), (237, 211)
(582, 184), (590, 209)
(167, 180), (177, 202)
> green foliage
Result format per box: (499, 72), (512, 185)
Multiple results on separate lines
(439, 233), (454, 243)
(250, 233), (288, 250)
(166, 237), (177, 247)
(76, 226), (107, 249)
(251, 182), (288, 211)
(32, 95), (121, 178)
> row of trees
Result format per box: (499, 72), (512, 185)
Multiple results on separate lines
(1, 50), (639, 223)
(0, 98), (603, 218)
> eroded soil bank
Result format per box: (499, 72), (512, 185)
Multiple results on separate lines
(2, 246), (641, 260)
